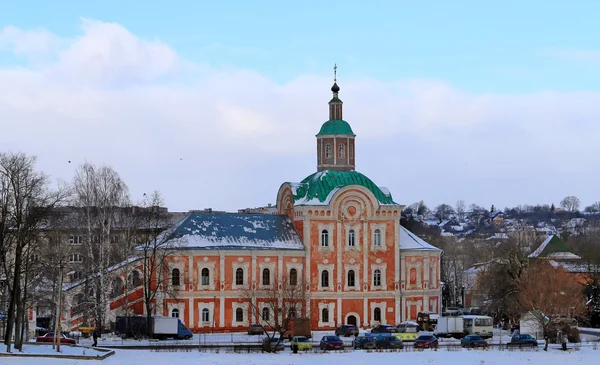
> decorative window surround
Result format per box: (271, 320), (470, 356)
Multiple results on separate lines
(344, 223), (361, 251)
(258, 262), (276, 289)
(369, 301), (387, 326)
(406, 262), (423, 289)
(318, 302), (336, 328)
(286, 263), (303, 285)
(371, 263), (388, 290)
(258, 302), (275, 325)
(231, 302), (249, 327)
(169, 262), (185, 290)
(371, 224), (387, 252)
(197, 302), (215, 327)
(168, 302), (185, 321)
(197, 262), (216, 290)
(232, 262), (250, 290)
(318, 264), (335, 291)
(318, 223), (335, 252)
(344, 264), (360, 291)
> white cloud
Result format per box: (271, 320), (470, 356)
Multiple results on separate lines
(0, 25), (62, 55)
(1, 20), (600, 212)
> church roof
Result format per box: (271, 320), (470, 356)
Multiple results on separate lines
(399, 227), (442, 251)
(288, 170), (398, 206)
(316, 119), (355, 136)
(161, 213), (304, 250)
(528, 235), (580, 259)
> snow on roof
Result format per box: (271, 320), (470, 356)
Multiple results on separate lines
(400, 227), (441, 251)
(528, 235), (580, 259)
(163, 213), (304, 250)
(485, 233), (509, 240)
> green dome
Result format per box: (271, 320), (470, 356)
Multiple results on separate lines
(316, 119), (355, 136)
(289, 170), (397, 205)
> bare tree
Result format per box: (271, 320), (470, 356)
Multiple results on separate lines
(455, 200), (466, 222)
(517, 260), (587, 350)
(560, 196), (581, 212)
(475, 232), (538, 326)
(434, 204), (455, 223)
(0, 152), (66, 352)
(135, 191), (180, 336)
(584, 202), (600, 213)
(242, 276), (310, 353)
(71, 163), (130, 334)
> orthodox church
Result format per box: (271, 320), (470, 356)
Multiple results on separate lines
(64, 70), (442, 332)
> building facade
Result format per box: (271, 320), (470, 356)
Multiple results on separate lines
(64, 75), (442, 333)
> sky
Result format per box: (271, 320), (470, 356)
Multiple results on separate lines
(1, 1), (599, 212)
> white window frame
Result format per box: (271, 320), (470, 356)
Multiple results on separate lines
(344, 264), (360, 291)
(344, 224), (361, 251)
(286, 263), (303, 286)
(318, 223), (335, 252)
(198, 302), (214, 327)
(231, 302), (249, 327)
(232, 262), (249, 290)
(258, 262), (276, 289)
(371, 224), (387, 251)
(168, 302), (185, 321)
(317, 264), (334, 291)
(69, 253), (83, 263)
(338, 143), (345, 159)
(325, 144), (332, 158)
(369, 301), (387, 326)
(169, 262), (185, 289)
(69, 235), (82, 245)
(371, 263), (387, 290)
(171, 268), (182, 287)
(318, 302), (335, 328)
(198, 262), (216, 290)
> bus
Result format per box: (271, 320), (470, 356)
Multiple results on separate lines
(462, 315), (493, 339)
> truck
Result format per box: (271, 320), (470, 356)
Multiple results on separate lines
(283, 317), (311, 339)
(434, 316), (465, 339)
(115, 315), (193, 340)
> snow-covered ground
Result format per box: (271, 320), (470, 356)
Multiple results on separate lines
(1, 346), (599, 365)
(0, 343), (107, 357)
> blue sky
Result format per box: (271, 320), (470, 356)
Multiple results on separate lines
(1, 1), (599, 211)
(2, 0), (599, 91)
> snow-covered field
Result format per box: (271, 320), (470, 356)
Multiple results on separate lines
(0, 346), (599, 365)
(0, 343), (107, 357)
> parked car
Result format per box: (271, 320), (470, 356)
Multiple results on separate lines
(36, 333), (76, 345)
(371, 325), (397, 334)
(291, 336), (312, 351)
(262, 337), (284, 352)
(247, 324), (265, 335)
(413, 334), (438, 349)
(320, 335), (344, 350)
(335, 324), (359, 337)
(508, 334), (538, 347)
(461, 334), (488, 348)
(353, 336), (377, 350)
(374, 335), (404, 349)
(397, 321), (422, 333)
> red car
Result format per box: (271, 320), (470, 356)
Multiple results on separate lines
(36, 333), (77, 345)
(413, 334), (438, 349)
(320, 335), (344, 350)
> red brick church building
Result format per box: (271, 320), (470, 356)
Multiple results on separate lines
(64, 72), (442, 332)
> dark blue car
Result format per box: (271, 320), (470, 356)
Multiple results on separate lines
(508, 334), (538, 347)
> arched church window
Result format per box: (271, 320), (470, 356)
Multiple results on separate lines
(325, 144), (332, 158)
(321, 230), (329, 247)
(339, 143), (345, 159)
(348, 229), (355, 247)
